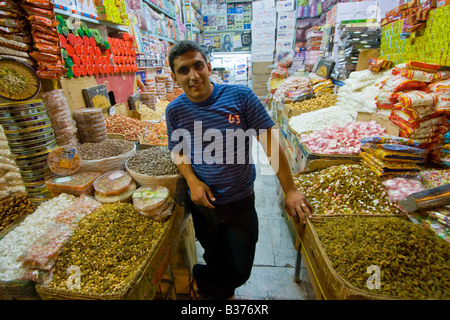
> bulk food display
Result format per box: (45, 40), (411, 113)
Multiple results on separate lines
(1, 0), (450, 302)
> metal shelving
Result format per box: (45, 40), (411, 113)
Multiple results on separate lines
(54, 8), (129, 32)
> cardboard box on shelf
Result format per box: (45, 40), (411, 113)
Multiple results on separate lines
(356, 112), (399, 136)
(253, 61), (273, 74)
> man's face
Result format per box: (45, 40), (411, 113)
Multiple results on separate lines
(171, 50), (213, 103)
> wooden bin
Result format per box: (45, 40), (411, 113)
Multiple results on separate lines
(36, 205), (184, 300)
(299, 214), (407, 300)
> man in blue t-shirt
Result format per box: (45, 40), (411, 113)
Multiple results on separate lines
(166, 40), (312, 300)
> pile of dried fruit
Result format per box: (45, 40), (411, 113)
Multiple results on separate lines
(294, 164), (402, 215)
(141, 122), (168, 146)
(47, 203), (168, 294)
(105, 115), (147, 141)
(315, 217), (450, 299)
(0, 194), (34, 232)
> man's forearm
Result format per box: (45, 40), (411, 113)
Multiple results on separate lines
(172, 152), (199, 187)
(258, 128), (297, 194)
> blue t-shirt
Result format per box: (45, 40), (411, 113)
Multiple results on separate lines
(165, 83), (275, 205)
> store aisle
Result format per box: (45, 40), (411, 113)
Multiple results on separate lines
(195, 138), (314, 300)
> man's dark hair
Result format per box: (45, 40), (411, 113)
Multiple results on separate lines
(169, 40), (208, 73)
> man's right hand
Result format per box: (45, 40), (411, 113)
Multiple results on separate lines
(188, 179), (216, 209)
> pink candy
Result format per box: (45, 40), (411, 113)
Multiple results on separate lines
(382, 177), (425, 203)
(300, 121), (385, 154)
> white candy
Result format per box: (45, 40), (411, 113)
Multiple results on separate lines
(0, 194), (77, 281)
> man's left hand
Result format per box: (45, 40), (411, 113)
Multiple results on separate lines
(284, 190), (313, 224)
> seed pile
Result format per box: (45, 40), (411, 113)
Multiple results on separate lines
(294, 164), (402, 215)
(0, 194), (34, 232)
(126, 147), (179, 176)
(315, 217), (450, 299)
(48, 203), (168, 294)
(77, 139), (134, 160)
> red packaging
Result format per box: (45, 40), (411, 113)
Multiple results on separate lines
(72, 64), (81, 77)
(67, 33), (77, 47)
(83, 35), (89, 46)
(32, 30), (59, 43)
(89, 37), (96, 47)
(22, 0), (55, 10)
(73, 54), (81, 66)
(93, 65), (99, 76)
(76, 36), (83, 46)
(80, 64), (87, 76)
(74, 45), (82, 56)
(87, 65), (93, 76)
(59, 34), (67, 48)
(66, 44), (74, 57)
(82, 45), (88, 56)
(27, 15), (58, 27)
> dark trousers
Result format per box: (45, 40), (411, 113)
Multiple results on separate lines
(189, 193), (259, 299)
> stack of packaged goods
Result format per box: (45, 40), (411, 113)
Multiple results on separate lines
(309, 76), (334, 96)
(132, 186), (173, 222)
(40, 89), (78, 147)
(96, 0), (129, 25)
(360, 135), (426, 179)
(93, 170), (137, 204)
(0, 100), (58, 206)
(155, 75), (167, 101)
(141, 77), (158, 109)
(73, 108), (108, 143)
(21, 1), (67, 79)
(375, 61), (450, 163)
(304, 26), (322, 71)
(165, 75), (174, 94)
(338, 27), (380, 79)
(45, 171), (101, 197)
(108, 34), (138, 74)
(0, 0), (34, 66)
(380, 0), (449, 66)
(0, 125), (26, 198)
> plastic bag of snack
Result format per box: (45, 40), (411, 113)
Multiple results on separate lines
(392, 67), (436, 82)
(31, 23), (59, 37)
(21, 0), (55, 10)
(396, 90), (437, 108)
(26, 15), (58, 28)
(378, 75), (428, 92)
(406, 60), (440, 72)
(34, 43), (61, 55)
(19, 4), (54, 18)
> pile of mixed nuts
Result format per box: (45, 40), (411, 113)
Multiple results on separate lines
(294, 164), (403, 215)
(48, 203), (167, 294)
